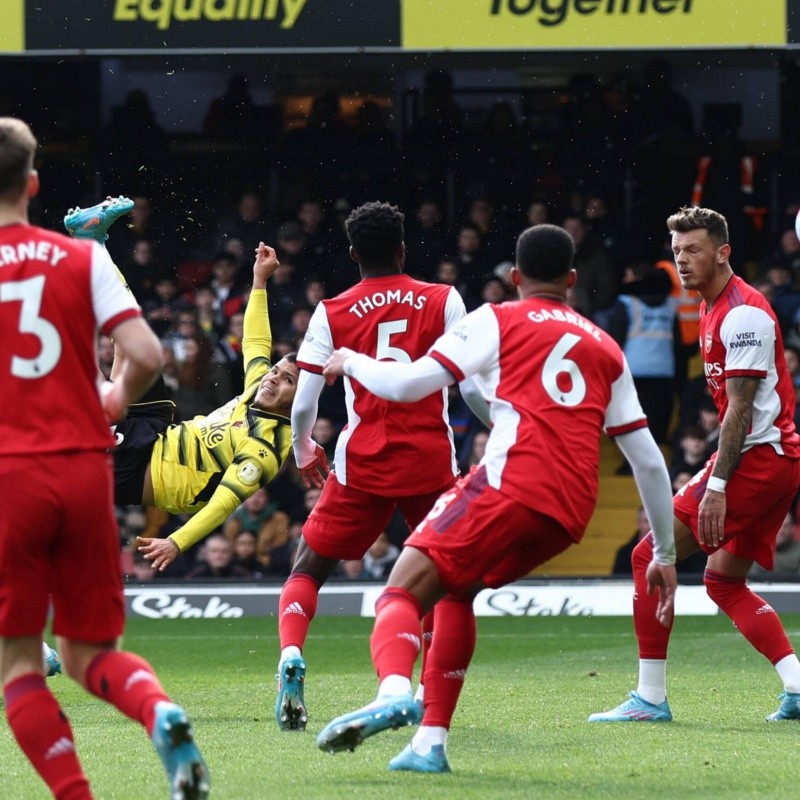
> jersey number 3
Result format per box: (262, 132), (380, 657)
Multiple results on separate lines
(1, 275), (62, 378)
(541, 332), (586, 407)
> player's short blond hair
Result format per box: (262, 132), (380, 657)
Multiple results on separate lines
(0, 117), (37, 200)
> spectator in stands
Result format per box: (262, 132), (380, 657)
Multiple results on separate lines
(670, 425), (710, 484)
(276, 220), (315, 282)
(761, 262), (800, 336)
(97, 334), (115, 380)
(749, 513), (800, 579)
(173, 327), (218, 420)
(192, 284), (222, 342)
(480, 276), (509, 305)
(214, 190), (273, 257)
(311, 416), (337, 463)
(230, 530), (263, 578)
(525, 198), (551, 228)
(612, 507), (707, 576)
(451, 222), (491, 305)
(466, 197), (513, 265)
(142, 275), (192, 339)
(296, 198), (338, 271)
(267, 257), (305, 340)
(286, 306), (313, 348)
(698, 396), (721, 455)
(405, 69), (465, 177)
(606, 260), (677, 452)
(100, 89), (168, 190)
(405, 199), (449, 280)
(343, 101), (400, 200)
(223, 487), (280, 542)
(303, 277), (326, 311)
(203, 73), (259, 142)
(459, 428), (489, 476)
(281, 92), (348, 202)
(561, 214), (618, 324)
(210, 309), (243, 398)
(221, 486), (292, 576)
(584, 192), (627, 271)
(435, 256), (478, 310)
(209, 251), (246, 330)
(118, 238), (166, 301)
(557, 74), (616, 196)
(185, 534), (251, 579)
(363, 532), (400, 580)
(337, 559), (369, 580)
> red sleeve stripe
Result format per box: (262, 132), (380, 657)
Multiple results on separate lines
(296, 359), (323, 375)
(100, 308), (140, 336)
(606, 418), (649, 438)
(726, 369), (767, 378)
(429, 351), (465, 382)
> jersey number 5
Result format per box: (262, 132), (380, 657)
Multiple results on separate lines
(376, 319), (411, 363)
(0, 275), (62, 378)
(541, 332), (586, 407)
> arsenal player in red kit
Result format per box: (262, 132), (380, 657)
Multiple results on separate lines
(591, 206), (800, 724)
(0, 118), (209, 799)
(315, 223), (677, 771)
(275, 201), (490, 731)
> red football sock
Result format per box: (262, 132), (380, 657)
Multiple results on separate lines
(371, 588), (424, 681)
(418, 610), (434, 688)
(278, 572), (320, 651)
(85, 651), (170, 735)
(422, 594), (477, 729)
(4, 673), (92, 800)
(705, 570), (795, 664)
(632, 533), (673, 659)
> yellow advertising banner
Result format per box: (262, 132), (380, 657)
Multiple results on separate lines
(0, 0), (25, 52)
(402, 0), (787, 49)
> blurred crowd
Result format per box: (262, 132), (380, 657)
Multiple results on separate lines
(12, 60), (800, 580)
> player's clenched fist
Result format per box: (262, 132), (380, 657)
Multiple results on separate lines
(322, 347), (357, 385)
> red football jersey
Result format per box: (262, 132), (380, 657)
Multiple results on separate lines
(429, 298), (647, 541)
(297, 274), (465, 495)
(699, 274), (800, 457)
(0, 224), (140, 456)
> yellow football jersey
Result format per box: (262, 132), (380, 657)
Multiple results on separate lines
(149, 290), (292, 551)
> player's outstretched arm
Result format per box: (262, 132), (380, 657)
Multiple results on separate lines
(103, 317), (162, 422)
(241, 242), (279, 386)
(697, 375), (757, 548)
(616, 426), (677, 627)
(135, 535), (179, 572)
(291, 371), (330, 489)
(323, 351), (453, 402)
(252, 242), (281, 289)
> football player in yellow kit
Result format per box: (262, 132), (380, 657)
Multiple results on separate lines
(65, 197), (301, 571)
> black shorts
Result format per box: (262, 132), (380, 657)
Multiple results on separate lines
(113, 377), (175, 505)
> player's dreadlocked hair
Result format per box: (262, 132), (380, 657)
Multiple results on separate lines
(345, 201), (405, 264)
(516, 224), (574, 282)
(667, 206), (729, 246)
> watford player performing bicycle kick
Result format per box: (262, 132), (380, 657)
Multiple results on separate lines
(64, 196), (300, 568)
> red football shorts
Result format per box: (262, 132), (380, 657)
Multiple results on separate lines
(0, 452), (125, 641)
(303, 471), (455, 560)
(673, 444), (800, 570)
(406, 466), (574, 593)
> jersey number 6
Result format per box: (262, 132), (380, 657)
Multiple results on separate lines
(541, 332), (586, 407)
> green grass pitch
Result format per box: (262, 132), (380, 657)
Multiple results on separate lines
(3, 614), (799, 799)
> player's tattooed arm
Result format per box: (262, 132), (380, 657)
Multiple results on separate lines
(697, 375), (758, 549)
(714, 375), (758, 481)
